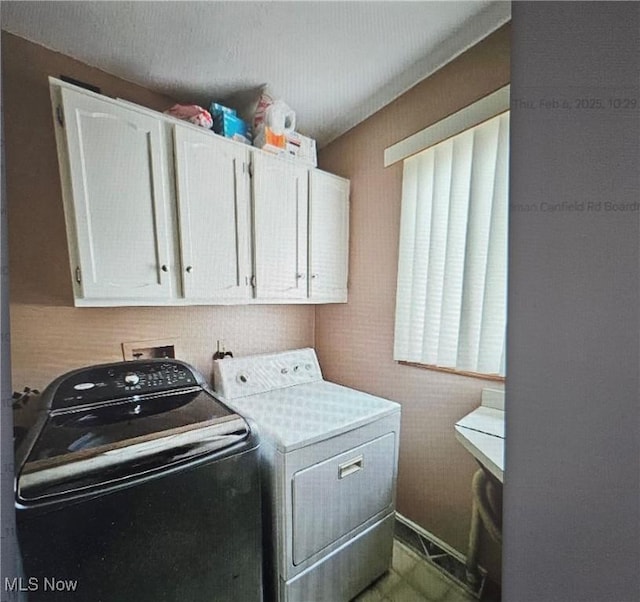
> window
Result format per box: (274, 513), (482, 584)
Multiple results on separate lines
(390, 90), (509, 378)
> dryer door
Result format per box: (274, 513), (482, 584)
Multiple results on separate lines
(291, 432), (396, 565)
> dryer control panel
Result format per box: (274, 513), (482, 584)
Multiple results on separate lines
(212, 348), (323, 400)
(51, 360), (198, 409)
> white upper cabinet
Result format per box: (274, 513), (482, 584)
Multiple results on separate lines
(308, 171), (350, 302)
(173, 124), (252, 301)
(58, 86), (174, 303)
(50, 78), (349, 306)
(252, 153), (309, 301)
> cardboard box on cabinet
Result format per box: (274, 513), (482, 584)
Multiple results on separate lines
(254, 126), (317, 166)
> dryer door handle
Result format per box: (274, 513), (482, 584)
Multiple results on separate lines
(338, 455), (363, 479)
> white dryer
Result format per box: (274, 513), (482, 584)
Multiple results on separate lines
(213, 348), (401, 602)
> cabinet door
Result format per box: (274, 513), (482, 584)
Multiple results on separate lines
(60, 88), (174, 302)
(309, 171), (349, 302)
(173, 125), (251, 301)
(252, 154), (308, 300)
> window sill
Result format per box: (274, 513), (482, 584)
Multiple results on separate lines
(397, 361), (505, 383)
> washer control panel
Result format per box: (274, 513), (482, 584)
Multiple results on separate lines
(51, 360), (198, 409)
(212, 348), (322, 400)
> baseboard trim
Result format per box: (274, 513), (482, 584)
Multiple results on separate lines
(394, 512), (489, 600)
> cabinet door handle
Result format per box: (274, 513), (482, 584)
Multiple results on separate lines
(296, 273), (306, 280)
(186, 266), (193, 273)
(311, 273), (318, 279)
(161, 265), (169, 273)
(338, 455), (364, 479)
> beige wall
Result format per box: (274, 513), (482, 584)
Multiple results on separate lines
(316, 25), (510, 579)
(2, 32), (314, 388)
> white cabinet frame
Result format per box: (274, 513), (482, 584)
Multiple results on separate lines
(50, 77), (349, 307)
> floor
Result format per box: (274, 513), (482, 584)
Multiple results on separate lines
(352, 540), (478, 602)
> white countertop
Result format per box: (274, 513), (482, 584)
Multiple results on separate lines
(455, 393), (505, 482)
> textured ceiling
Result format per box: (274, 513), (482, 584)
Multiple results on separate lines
(1, 1), (510, 147)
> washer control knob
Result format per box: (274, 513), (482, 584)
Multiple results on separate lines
(124, 372), (140, 386)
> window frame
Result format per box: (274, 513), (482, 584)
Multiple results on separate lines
(388, 86), (510, 380)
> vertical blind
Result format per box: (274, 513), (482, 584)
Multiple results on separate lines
(394, 111), (509, 376)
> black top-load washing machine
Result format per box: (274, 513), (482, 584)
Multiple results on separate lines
(13, 359), (262, 602)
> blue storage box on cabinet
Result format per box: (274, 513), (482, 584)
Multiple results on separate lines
(210, 102), (252, 144)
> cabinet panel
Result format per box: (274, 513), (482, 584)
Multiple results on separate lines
(252, 154), (308, 300)
(173, 125), (251, 301)
(60, 88), (173, 301)
(309, 171), (349, 302)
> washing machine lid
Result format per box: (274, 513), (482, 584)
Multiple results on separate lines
(223, 381), (400, 453)
(18, 388), (249, 502)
